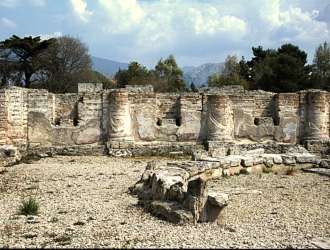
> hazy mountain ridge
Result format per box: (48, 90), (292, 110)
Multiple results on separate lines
(91, 56), (128, 77)
(182, 62), (225, 86)
(92, 56), (224, 85)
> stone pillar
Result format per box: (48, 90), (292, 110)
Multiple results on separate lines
(207, 95), (234, 141)
(108, 89), (133, 141)
(304, 91), (329, 140)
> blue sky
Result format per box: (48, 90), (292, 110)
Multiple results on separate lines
(0, 0), (329, 67)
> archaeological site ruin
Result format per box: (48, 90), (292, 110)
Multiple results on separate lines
(1, 83), (330, 225)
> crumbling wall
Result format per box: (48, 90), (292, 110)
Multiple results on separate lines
(27, 89), (54, 148)
(177, 94), (206, 141)
(130, 92), (157, 141)
(1, 84), (330, 158)
(0, 89), (7, 145)
(5, 87), (28, 149)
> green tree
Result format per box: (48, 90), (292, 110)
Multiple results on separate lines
(243, 43), (309, 92)
(311, 41), (330, 90)
(154, 55), (186, 92)
(0, 35), (55, 88)
(114, 61), (150, 88)
(208, 55), (248, 88)
(190, 81), (198, 92)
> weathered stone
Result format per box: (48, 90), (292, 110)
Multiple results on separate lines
(241, 157), (254, 167)
(294, 154), (319, 164)
(282, 155), (296, 165)
(148, 200), (194, 224)
(244, 148), (265, 155)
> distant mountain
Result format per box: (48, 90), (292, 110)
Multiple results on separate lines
(182, 62), (224, 86)
(91, 56), (128, 77)
(91, 56), (224, 86)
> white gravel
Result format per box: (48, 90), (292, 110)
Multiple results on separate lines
(0, 156), (329, 248)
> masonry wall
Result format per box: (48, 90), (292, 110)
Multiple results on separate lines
(0, 89), (7, 145)
(0, 84), (329, 154)
(5, 88), (28, 149)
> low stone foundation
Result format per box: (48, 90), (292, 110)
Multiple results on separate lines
(27, 144), (108, 157)
(107, 141), (204, 157)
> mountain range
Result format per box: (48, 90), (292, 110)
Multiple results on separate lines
(91, 56), (224, 86)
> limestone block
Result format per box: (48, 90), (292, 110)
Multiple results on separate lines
(294, 154), (319, 164)
(226, 155), (242, 167)
(199, 192), (228, 223)
(245, 148), (265, 155)
(75, 127), (101, 145)
(148, 201), (194, 224)
(282, 155), (296, 165)
(241, 156), (254, 167)
(253, 157), (264, 165)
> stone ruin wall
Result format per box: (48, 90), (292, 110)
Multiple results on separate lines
(0, 83), (330, 159)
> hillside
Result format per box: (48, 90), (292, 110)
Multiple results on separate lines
(91, 56), (128, 77)
(182, 62), (224, 86)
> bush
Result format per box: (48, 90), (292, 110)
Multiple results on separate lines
(19, 197), (39, 215)
(286, 167), (297, 176)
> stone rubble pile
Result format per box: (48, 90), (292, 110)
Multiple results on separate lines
(0, 145), (21, 168)
(130, 161), (228, 224)
(130, 148), (321, 224)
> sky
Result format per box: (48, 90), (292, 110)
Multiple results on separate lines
(0, 0), (329, 68)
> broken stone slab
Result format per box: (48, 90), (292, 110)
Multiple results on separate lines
(199, 192), (228, 223)
(244, 148), (265, 155)
(0, 145), (22, 167)
(131, 165), (229, 224)
(303, 168), (330, 177)
(320, 159), (330, 168)
(293, 154), (320, 164)
(281, 155), (296, 165)
(241, 156), (254, 167)
(170, 161), (220, 178)
(310, 237), (330, 249)
(147, 200), (194, 224)
(225, 155), (242, 167)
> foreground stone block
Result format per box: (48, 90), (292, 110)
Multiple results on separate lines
(130, 165), (228, 224)
(0, 145), (22, 167)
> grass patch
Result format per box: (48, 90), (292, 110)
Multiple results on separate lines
(18, 197), (40, 216)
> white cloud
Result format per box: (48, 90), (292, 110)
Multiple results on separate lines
(60, 0), (330, 66)
(98, 0), (144, 33)
(0, 17), (17, 28)
(70, 0), (93, 23)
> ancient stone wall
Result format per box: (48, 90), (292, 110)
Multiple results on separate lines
(0, 84), (329, 157)
(0, 89), (7, 145)
(5, 88), (28, 149)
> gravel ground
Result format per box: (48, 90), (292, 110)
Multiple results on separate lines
(0, 156), (329, 248)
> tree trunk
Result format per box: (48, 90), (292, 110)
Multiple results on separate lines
(25, 72), (32, 88)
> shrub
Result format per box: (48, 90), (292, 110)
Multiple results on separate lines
(286, 167), (297, 176)
(19, 197), (39, 215)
